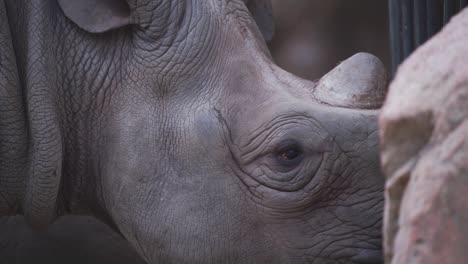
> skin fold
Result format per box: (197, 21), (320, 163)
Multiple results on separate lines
(0, 0), (386, 263)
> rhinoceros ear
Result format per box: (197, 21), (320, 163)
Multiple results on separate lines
(57, 0), (131, 33)
(244, 0), (275, 41)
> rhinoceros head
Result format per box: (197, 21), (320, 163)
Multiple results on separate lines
(15, 0), (388, 263)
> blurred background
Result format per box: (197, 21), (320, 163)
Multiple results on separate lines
(269, 0), (390, 80)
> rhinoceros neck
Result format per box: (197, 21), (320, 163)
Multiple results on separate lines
(2, 0), (196, 225)
(1, 0), (107, 227)
(0, 0), (28, 216)
(0, 0), (67, 228)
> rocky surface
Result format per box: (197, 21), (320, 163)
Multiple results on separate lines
(380, 8), (468, 264)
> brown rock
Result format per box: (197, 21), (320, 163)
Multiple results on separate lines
(380, 8), (468, 264)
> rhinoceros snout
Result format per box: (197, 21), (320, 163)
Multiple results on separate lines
(314, 52), (388, 109)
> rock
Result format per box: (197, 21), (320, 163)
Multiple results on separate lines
(380, 8), (468, 264)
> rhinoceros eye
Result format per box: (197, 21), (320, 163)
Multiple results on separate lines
(274, 141), (304, 169)
(280, 149), (300, 160)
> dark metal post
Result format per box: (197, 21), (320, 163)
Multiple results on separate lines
(402, 1), (414, 58)
(427, 0), (443, 37)
(444, 0), (456, 23)
(413, 0), (427, 46)
(389, 0), (468, 77)
(389, 0), (402, 75)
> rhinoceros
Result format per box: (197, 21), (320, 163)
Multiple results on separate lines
(0, 0), (387, 263)
(0, 215), (147, 264)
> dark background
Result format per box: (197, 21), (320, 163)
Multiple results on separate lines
(269, 0), (390, 80)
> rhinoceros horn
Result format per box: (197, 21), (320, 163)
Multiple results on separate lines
(314, 52), (388, 109)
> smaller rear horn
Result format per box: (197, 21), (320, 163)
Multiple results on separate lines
(314, 53), (388, 109)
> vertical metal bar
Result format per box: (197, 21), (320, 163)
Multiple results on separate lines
(413, 0), (427, 46)
(444, 0), (456, 23)
(402, 0), (414, 58)
(389, 0), (402, 75)
(427, 0), (443, 36)
(459, 0), (468, 10)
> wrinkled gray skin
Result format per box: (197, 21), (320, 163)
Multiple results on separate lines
(0, 0), (385, 263)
